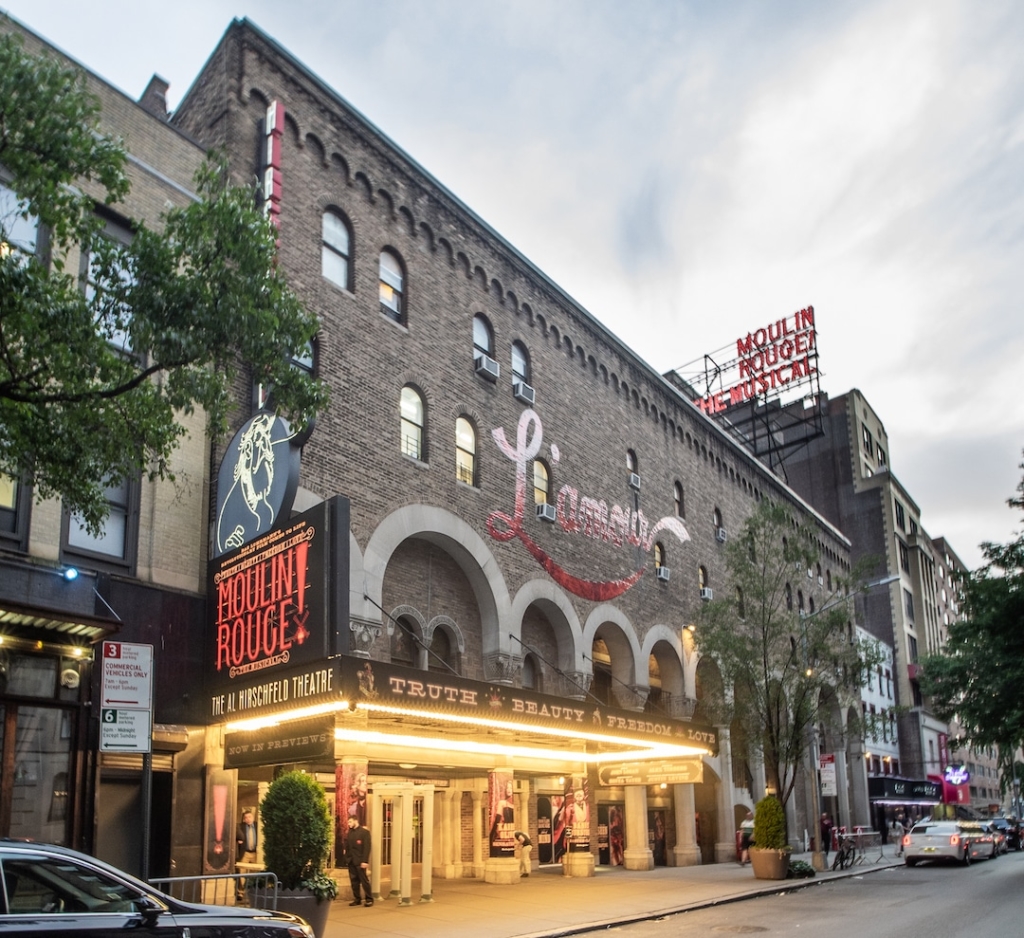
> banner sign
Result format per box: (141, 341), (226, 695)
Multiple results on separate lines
(208, 501), (329, 701)
(597, 759), (704, 786)
(341, 657), (718, 756)
(223, 715), (334, 769)
(867, 777), (941, 803)
(819, 752), (837, 797)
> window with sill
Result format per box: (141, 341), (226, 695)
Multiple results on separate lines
(62, 475), (139, 573)
(83, 215), (135, 353)
(455, 416), (476, 486)
(379, 249), (404, 323)
(321, 209), (351, 290)
(654, 542), (666, 570)
(674, 481), (684, 518)
(0, 471), (31, 550)
(511, 340), (530, 385)
(400, 386), (425, 461)
(533, 459), (551, 505)
(0, 179), (39, 259)
(473, 313), (494, 358)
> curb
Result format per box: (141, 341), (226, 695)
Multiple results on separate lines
(520, 860), (904, 938)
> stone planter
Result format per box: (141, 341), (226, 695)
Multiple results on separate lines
(749, 848), (791, 880)
(274, 888), (332, 938)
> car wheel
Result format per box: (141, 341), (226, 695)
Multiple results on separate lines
(904, 857), (917, 867)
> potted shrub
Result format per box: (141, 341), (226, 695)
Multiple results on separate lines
(749, 794), (791, 880)
(260, 771), (338, 938)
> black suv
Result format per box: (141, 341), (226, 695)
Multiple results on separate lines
(0, 839), (313, 935)
(988, 817), (1021, 851)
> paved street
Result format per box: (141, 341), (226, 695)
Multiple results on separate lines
(599, 849), (1024, 938)
(321, 844), (909, 938)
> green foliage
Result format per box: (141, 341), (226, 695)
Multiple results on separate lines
(695, 499), (881, 807)
(0, 32), (326, 531)
(260, 771), (335, 896)
(787, 859), (816, 878)
(753, 795), (788, 851)
(920, 456), (1024, 762)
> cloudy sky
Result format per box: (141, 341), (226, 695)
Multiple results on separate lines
(6, 0), (1023, 569)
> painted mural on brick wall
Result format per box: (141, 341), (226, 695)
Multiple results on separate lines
(488, 409), (689, 601)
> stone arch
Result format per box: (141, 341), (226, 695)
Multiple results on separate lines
(363, 504), (512, 660)
(353, 171), (374, 202)
(418, 221), (435, 251)
(283, 112), (301, 148)
(510, 579), (584, 672)
(330, 152), (351, 185)
(425, 614), (466, 655)
(376, 188), (395, 219)
(398, 205), (416, 237)
(304, 132), (326, 163)
(437, 236), (454, 266)
(490, 278), (504, 303)
(643, 625), (685, 713)
(583, 604), (642, 707)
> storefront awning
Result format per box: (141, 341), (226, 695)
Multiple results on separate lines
(868, 776), (941, 805)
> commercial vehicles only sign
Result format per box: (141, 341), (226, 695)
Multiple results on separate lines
(100, 642), (153, 752)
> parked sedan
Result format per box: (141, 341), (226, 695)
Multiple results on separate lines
(0, 840), (313, 935)
(902, 820), (993, 866)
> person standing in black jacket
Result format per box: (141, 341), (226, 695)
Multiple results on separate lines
(343, 816), (373, 907)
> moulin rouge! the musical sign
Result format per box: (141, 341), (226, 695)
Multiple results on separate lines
(697, 305), (817, 416)
(488, 409), (689, 601)
(209, 502), (328, 686)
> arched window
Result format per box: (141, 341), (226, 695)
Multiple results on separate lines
(798, 590), (805, 612)
(533, 459), (550, 505)
(654, 543), (666, 569)
(785, 583), (793, 610)
(511, 341), (530, 384)
(674, 481), (684, 518)
(522, 654), (539, 690)
(698, 566), (708, 589)
(379, 249), (404, 322)
(713, 507), (723, 529)
(626, 449), (638, 473)
(400, 386), (425, 460)
(391, 617), (418, 665)
(428, 628), (453, 673)
(473, 314), (493, 357)
(321, 210), (351, 290)
(456, 416), (476, 485)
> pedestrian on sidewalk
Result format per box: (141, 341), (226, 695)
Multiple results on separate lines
(739, 811), (754, 866)
(515, 830), (533, 877)
(820, 814), (834, 863)
(344, 815), (373, 907)
(892, 817), (906, 857)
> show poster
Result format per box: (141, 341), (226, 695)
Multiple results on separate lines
(564, 776), (591, 852)
(488, 771), (515, 858)
(203, 767), (237, 873)
(336, 761), (369, 848)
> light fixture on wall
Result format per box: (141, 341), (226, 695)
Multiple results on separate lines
(62, 566), (79, 582)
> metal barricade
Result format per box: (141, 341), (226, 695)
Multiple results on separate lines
(149, 871), (279, 910)
(849, 830), (883, 864)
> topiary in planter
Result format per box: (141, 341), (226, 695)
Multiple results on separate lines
(752, 794), (787, 850)
(260, 770), (337, 897)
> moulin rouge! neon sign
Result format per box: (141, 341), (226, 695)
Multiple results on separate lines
(488, 410), (689, 601)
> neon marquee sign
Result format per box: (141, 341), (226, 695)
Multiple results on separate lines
(944, 764), (970, 785)
(488, 410), (689, 601)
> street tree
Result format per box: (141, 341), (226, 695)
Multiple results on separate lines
(0, 32), (326, 531)
(920, 457), (1024, 776)
(695, 498), (878, 810)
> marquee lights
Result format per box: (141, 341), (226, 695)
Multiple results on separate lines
(224, 699), (349, 732)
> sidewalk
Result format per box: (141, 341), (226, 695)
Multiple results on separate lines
(322, 843), (905, 938)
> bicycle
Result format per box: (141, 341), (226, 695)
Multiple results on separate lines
(831, 833), (857, 870)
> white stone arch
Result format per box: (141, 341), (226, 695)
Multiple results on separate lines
(642, 624), (685, 699)
(510, 578), (584, 671)
(425, 614), (466, 655)
(363, 504), (513, 657)
(583, 603), (643, 692)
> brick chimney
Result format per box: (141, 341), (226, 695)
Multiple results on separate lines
(138, 74), (170, 120)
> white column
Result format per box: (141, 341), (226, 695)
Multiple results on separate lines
(672, 783), (700, 866)
(389, 793), (404, 899)
(471, 790), (483, 877)
(833, 747), (851, 830)
(397, 790), (413, 906)
(714, 726), (738, 863)
(420, 787), (435, 902)
(622, 784), (653, 870)
(368, 792), (383, 900)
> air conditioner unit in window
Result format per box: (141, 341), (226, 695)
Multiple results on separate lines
(715, 527), (728, 543)
(474, 355), (500, 382)
(536, 502), (556, 522)
(513, 381), (536, 405)
(628, 472), (641, 491)
(656, 566), (671, 582)
(700, 587), (714, 601)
